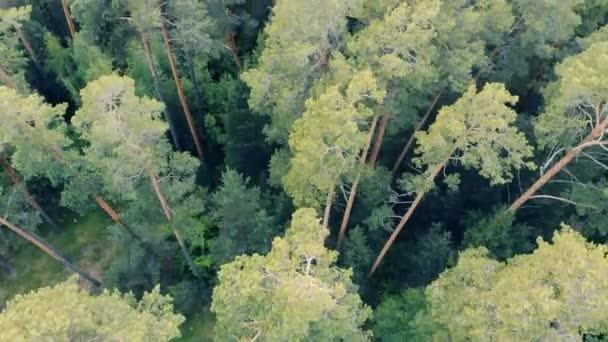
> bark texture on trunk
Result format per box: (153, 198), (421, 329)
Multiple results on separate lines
(160, 21), (205, 163)
(15, 26), (42, 71)
(322, 188), (335, 230)
(138, 30), (182, 150)
(227, 32), (242, 72)
(369, 115), (389, 166)
(392, 93), (441, 175)
(369, 155), (450, 277)
(0, 216), (101, 287)
(0, 66), (17, 89)
(0, 155), (61, 233)
(148, 171), (208, 295)
(61, 0), (76, 39)
(337, 116), (379, 248)
(510, 115), (608, 211)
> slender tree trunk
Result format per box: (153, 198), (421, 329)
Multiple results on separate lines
(0, 155), (61, 233)
(60, 0), (76, 39)
(0, 66), (16, 89)
(510, 115), (608, 211)
(160, 21), (205, 163)
(369, 155), (451, 277)
(14, 25), (42, 71)
(148, 170), (207, 294)
(391, 93), (441, 175)
(138, 30), (181, 150)
(369, 115), (389, 166)
(0, 216), (101, 287)
(337, 116), (379, 248)
(322, 188), (335, 230)
(227, 32), (242, 73)
(185, 54), (204, 121)
(29, 134), (156, 254)
(94, 196), (161, 259)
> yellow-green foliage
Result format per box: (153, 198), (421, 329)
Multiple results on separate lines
(212, 208), (372, 341)
(425, 227), (608, 340)
(0, 276), (184, 341)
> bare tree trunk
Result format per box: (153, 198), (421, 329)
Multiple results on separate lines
(391, 93), (441, 176)
(227, 32), (242, 73)
(369, 156), (450, 277)
(160, 20), (205, 164)
(185, 54), (204, 121)
(0, 66), (17, 89)
(138, 30), (181, 150)
(14, 25), (42, 71)
(322, 188), (335, 230)
(34, 138), (157, 254)
(0, 155), (61, 233)
(0, 216), (101, 287)
(61, 0), (76, 39)
(148, 171), (207, 294)
(337, 116), (379, 248)
(369, 115), (388, 166)
(510, 114), (608, 211)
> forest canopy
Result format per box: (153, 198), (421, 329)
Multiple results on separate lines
(0, 0), (607, 341)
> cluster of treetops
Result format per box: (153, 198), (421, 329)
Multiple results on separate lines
(0, 0), (607, 340)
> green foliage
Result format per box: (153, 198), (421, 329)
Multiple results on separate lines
(566, 179), (608, 241)
(44, 33), (113, 104)
(165, 0), (217, 60)
(0, 6), (29, 90)
(493, 0), (584, 89)
(0, 86), (69, 185)
(411, 83), (534, 192)
(535, 41), (608, 149)
(212, 208), (372, 341)
(0, 276), (184, 341)
(0, 175), (41, 264)
(210, 169), (273, 265)
(283, 69), (384, 208)
(73, 74), (169, 199)
(242, 0), (354, 143)
(424, 227), (608, 340)
(464, 208), (536, 259)
(373, 288), (431, 342)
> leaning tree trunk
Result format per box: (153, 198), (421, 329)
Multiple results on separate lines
(392, 93), (441, 175)
(369, 115), (389, 166)
(14, 25), (42, 71)
(322, 188), (335, 230)
(0, 66), (17, 89)
(160, 20), (205, 163)
(60, 0), (76, 39)
(369, 153), (452, 277)
(337, 116), (379, 248)
(226, 32), (242, 73)
(0, 155), (61, 233)
(21, 129), (160, 257)
(0, 216), (101, 287)
(138, 30), (181, 150)
(510, 114), (608, 211)
(148, 170), (208, 295)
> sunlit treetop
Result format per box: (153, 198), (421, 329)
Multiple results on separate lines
(212, 208), (372, 341)
(408, 83), (534, 191)
(535, 41), (608, 149)
(0, 87), (69, 184)
(283, 68), (385, 208)
(0, 276), (184, 341)
(424, 227), (608, 340)
(242, 0), (356, 143)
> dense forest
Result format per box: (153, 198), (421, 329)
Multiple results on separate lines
(0, 0), (607, 340)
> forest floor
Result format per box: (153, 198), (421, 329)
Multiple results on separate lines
(0, 209), (215, 340)
(0, 210), (113, 304)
